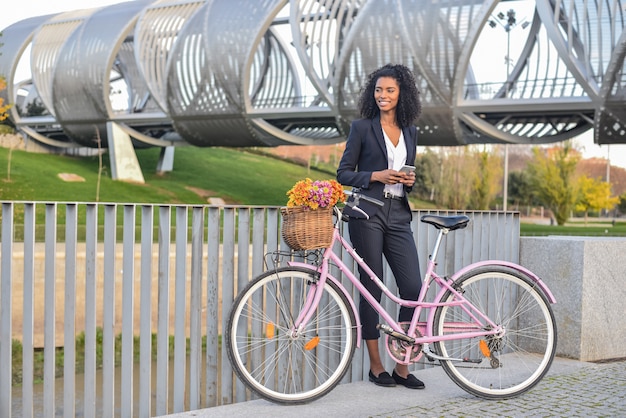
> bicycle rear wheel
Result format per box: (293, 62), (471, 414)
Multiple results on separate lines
(433, 265), (556, 399)
(226, 267), (357, 404)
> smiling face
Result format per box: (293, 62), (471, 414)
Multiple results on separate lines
(374, 76), (400, 113)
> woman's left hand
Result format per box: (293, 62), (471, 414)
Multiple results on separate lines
(399, 171), (416, 187)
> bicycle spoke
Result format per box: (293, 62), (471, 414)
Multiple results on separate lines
(433, 266), (556, 399)
(226, 268), (356, 404)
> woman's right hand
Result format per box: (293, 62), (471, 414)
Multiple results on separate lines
(372, 169), (406, 185)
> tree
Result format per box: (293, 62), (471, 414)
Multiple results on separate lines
(618, 193), (626, 216)
(508, 170), (536, 211)
(438, 147), (476, 210)
(1, 74), (18, 183)
(415, 146), (501, 210)
(24, 98), (47, 117)
(575, 176), (620, 223)
(0, 76), (11, 121)
(469, 149), (501, 210)
(414, 149), (441, 202)
(526, 143), (580, 225)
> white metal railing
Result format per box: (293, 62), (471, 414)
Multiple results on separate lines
(0, 202), (520, 417)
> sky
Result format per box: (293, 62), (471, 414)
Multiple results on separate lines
(1, 0), (625, 170)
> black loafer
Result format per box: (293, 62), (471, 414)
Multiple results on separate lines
(369, 370), (396, 387)
(392, 370), (425, 389)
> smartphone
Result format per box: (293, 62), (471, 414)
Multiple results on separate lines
(399, 165), (415, 174)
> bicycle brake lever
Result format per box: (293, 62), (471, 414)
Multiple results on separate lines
(345, 190), (370, 219)
(344, 190), (370, 219)
(352, 206), (369, 219)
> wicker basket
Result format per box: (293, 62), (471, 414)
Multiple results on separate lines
(280, 206), (334, 251)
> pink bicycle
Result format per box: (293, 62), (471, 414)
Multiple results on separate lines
(226, 191), (557, 404)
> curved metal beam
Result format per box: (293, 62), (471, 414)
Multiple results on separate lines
(0, 0), (624, 149)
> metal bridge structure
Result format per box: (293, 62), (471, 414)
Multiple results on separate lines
(0, 0), (625, 181)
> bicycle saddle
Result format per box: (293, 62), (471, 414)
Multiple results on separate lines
(420, 215), (470, 231)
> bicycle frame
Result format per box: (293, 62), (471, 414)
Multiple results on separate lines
(287, 211), (556, 362)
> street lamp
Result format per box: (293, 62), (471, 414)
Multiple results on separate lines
(606, 144), (611, 184)
(489, 8), (528, 212)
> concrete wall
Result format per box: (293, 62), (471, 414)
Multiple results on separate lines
(520, 236), (626, 362)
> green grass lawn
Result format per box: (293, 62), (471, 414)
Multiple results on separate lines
(1, 145), (624, 237)
(520, 220), (626, 237)
(0, 146), (335, 205)
(0, 145), (437, 208)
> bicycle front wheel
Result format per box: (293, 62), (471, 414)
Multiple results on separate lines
(433, 265), (556, 399)
(226, 267), (357, 404)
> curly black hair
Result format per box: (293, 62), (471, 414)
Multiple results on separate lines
(357, 64), (422, 128)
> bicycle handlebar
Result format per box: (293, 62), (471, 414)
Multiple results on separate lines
(348, 190), (384, 206)
(342, 189), (384, 220)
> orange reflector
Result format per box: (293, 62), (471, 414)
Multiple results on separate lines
(266, 322), (275, 339)
(304, 336), (320, 351)
(479, 339), (491, 357)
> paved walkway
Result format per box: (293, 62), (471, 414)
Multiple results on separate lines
(164, 357), (626, 417)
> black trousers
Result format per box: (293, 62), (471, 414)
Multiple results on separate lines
(348, 198), (422, 340)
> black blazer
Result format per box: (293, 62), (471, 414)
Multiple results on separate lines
(337, 116), (418, 218)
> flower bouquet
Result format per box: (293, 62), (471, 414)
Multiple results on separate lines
(281, 178), (346, 250)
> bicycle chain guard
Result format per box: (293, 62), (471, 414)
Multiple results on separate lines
(385, 322), (423, 363)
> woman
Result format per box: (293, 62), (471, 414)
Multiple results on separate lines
(336, 64), (424, 389)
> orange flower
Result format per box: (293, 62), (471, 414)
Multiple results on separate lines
(286, 178), (346, 209)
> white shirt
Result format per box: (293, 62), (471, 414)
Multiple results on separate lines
(382, 128), (406, 197)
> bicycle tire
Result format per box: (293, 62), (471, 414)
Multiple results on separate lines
(433, 265), (557, 399)
(226, 267), (357, 404)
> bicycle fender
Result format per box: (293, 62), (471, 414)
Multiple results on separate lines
(450, 260), (556, 304)
(287, 261), (362, 346)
